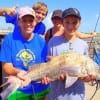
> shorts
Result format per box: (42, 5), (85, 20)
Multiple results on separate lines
(7, 87), (50, 100)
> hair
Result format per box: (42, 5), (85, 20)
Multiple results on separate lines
(32, 2), (48, 16)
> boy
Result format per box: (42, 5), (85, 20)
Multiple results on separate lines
(0, 2), (48, 37)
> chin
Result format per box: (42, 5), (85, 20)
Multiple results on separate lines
(25, 31), (32, 35)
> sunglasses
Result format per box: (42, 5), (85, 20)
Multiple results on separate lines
(52, 16), (62, 20)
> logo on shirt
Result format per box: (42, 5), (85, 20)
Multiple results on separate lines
(16, 49), (35, 67)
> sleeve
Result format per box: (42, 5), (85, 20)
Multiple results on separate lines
(5, 13), (17, 25)
(34, 22), (46, 35)
(39, 23), (46, 35)
(47, 39), (54, 56)
(41, 39), (47, 62)
(0, 34), (12, 62)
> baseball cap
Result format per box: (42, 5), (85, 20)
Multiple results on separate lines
(18, 6), (36, 19)
(62, 8), (81, 20)
(51, 10), (63, 19)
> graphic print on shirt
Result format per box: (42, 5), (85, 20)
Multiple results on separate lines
(61, 42), (74, 54)
(16, 49), (35, 67)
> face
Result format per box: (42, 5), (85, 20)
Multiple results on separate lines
(63, 16), (80, 36)
(52, 16), (63, 27)
(18, 15), (36, 36)
(35, 9), (47, 23)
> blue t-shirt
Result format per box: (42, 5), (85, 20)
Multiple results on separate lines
(93, 43), (100, 65)
(5, 14), (46, 35)
(47, 36), (88, 100)
(0, 32), (49, 94)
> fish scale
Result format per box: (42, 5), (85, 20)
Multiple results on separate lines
(25, 52), (100, 80)
(1, 52), (100, 99)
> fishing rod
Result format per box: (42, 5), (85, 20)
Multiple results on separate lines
(88, 13), (100, 100)
(89, 13), (100, 51)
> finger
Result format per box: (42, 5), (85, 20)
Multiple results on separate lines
(41, 79), (45, 84)
(41, 77), (47, 84)
(41, 77), (51, 84)
(17, 71), (27, 80)
(58, 74), (65, 80)
(13, 4), (19, 9)
(80, 75), (92, 82)
(89, 75), (96, 81)
(20, 78), (31, 88)
(47, 56), (53, 61)
(46, 77), (51, 83)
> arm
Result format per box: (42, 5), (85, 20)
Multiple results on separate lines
(0, 5), (18, 16)
(2, 62), (21, 76)
(2, 62), (30, 88)
(76, 32), (96, 39)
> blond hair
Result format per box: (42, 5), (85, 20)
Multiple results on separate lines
(32, 2), (48, 16)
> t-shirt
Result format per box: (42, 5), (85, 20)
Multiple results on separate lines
(0, 32), (49, 94)
(47, 35), (88, 100)
(5, 14), (46, 35)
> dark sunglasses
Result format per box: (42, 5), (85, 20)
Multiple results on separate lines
(52, 16), (62, 20)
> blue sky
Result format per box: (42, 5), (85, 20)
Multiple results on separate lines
(0, 0), (100, 33)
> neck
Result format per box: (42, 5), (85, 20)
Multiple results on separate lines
(63, 32), (77, 42)
(22, 33), (34, 41)
(54, 24), (63, 30)
(52, 25), (64, 36)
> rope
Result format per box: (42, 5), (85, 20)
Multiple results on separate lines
(89, 80), (100, 100)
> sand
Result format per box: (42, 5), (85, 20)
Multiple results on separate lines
(85, 83), (100, 100)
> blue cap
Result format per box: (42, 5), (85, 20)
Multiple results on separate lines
(62, 8), (81, 20)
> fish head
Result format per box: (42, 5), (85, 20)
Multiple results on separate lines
(0, 76), (22, 95)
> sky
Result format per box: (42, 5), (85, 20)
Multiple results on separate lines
(0, 0), (100, 33)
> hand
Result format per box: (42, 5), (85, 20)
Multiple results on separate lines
(17, 70), (31, 88)
(47, 56), (54, 61)
(58, 74), (67, 80)
(80, 75), (96, 82)
(7, 4), (18, 15)
(41, 77), (52, 84)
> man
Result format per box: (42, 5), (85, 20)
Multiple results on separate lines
(46, 8), (96, 100)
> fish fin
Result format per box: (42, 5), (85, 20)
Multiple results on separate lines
(1, 76), (22, 96)
(0, 81), (9, 88)
(0, 76), (11, 88)
(65, 76), (78, 88)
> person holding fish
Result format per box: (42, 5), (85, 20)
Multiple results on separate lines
(45, 8), (96, 100)
(0, 6), (50, 100)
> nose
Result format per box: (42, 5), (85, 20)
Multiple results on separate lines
(67, 24), (74, 29)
